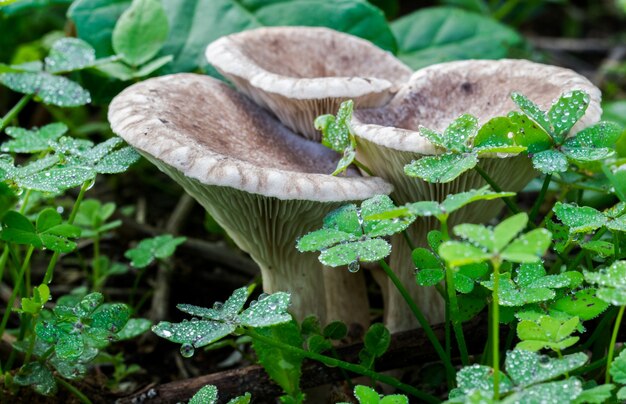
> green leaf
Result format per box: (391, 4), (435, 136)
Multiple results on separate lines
(307, 334), (332, 354)
(405, 201), (442, 217)
(610, 349), (626, 384)
(72, 0), (396, 74)
(412, 248), (441, 270)
(562, 146), (614, 163)
(13, 362), (57, 396)
(152, 320), (236, 348)
(573, 384), (615, 404)
(0, 72), (91, 107)
(1, 211), (41, 247)
(323, 321), (348, 340)
(239, 292), (292, 327)
(508, 111), (553, 153)
(2, 123), (67, 153)
(453, 224), (494, 251)
(0, 183), (17, 220)
(362, 195), (413, 237)
(319, 239), (391, 266)
(473, 116), (526, 154)
(44, 38), (97, 73)
(482, 272), (555, 307)
(112, 0), (169, 66)
(18, 166), (95, 193)
(516, 315), (579, 352)
(227, 393), (252, 404)
(323, 204), (361, 236)
(439, 241), (491, 267)
(443, 114), (478, 152)
(317, 100), (353, 153)
(581, 240), (614, 258)
(94, 146), (140, 173)
(455, 364), (513, 396)
(441, 186), (515, 215)
(501, 228), (551, 263)
(353, 385), (381, 404)
(20, 284), (50, 315)
(585, 261), (626, 289)
(363, 323), (390, 357)
(504, 350), (588, 387)
(492, 213), (528, 252)
(56, 333), (85, 360)
(392, 6), (522, 69)
(36, 208), (62, 233)
(189, 385), (218, 404)
(619, 386), (626, 401)
(511, 92), (552, 135)
(404, 153), (478, 183)
(532, 149), (569, 174)
(551, 289), (609, 321)
(548, 90), (590, 139)
(418, 126), (446, 149)
(416, 268), (444, 287)
(252, 321), (303, 398)
(178, 286), (249, 321)
(91, 303), (131, 333)
(125, 235), (186, 268)
(506, 379), (582, 404)
(567, 121), (623, 148)
(331, 147), (357, 176)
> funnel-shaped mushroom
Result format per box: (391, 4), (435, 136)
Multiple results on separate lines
(351, 59), (602, 331)
(108, 74), (393, 326)
(206, 27), (412, 141)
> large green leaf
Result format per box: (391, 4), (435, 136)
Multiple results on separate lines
(70, 0), (395, 74)
(391, 7), (523, 69)
(404, 152), (478, 183)
(0, 72), (91, 107)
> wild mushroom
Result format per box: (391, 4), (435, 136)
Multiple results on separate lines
(350, 59), (602, 331)
(205, 27), (412, 141)
(108, 73), (393, 326)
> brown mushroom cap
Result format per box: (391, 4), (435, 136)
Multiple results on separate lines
(350, 59), (602, 331)
(206, 26), (412, 140)
(108, 73), (392, 324)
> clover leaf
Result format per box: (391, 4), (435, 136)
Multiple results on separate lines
(516, 315), (580, 352)
(584, 261), (626, 306)
(511, 90), (622, 174)
(1, 209), (81, 252)
(297, 195), (412, 270)
(152, 287), (293, 352)
(125, 234), (187, 268)
(315, 100), (358, 176)
(2, 123), (67, 154)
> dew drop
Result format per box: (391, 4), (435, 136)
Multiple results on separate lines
(180, 343), (195, 358)
(348, 261), (360, 273)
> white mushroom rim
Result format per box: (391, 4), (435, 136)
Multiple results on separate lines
(108, 74), (393, 202)
(205, 27), (402, 100)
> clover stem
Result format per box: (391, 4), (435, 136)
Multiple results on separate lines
(473, 165), (520, 214)
(615, 231), (621, 260)
(491, 258), (502, 400)
(353, 159), (374, 176)
(56, 377), (93, 404)
(43, 180), (90, 284)
(92, 233), (101, 291)
(245, 328), (440, 403)
(0, 245), (34, 370)
(378, 259), (455, 383)
(0, 94), (33, 131)
(606, 305), (625, 383)
(529, 174), (551, 223)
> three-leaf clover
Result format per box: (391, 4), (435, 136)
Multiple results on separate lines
(439, 213), (552, 267)
(1, 209), (81, 252)
(511, 91), (622, 174)
(296, 195), (412, 270)
(516, 315), (580, 352)
(188, 384), (251, 404)
(404, 114), (526, 183)
(125, 234), (187, 268)
(554, 201), (626, 236)
(152, 287), (292, 352)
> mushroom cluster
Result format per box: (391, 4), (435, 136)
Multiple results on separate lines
(109, 27), (602, 332)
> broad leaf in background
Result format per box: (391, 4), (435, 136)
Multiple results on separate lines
(69, 0), (395, 75)
(391, 7), (523, 69)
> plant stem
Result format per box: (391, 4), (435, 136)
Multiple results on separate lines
(0, 94), (33, 131)
(353, 159), (374, 176)
(529, 174), (551, 223)
(92, 233), (101, 291)
(378, 259), (455, 382)
(491, 259), (502, 400)
(43, 180), (90, 284)
(245, 329), (440, 403)
(0, 245), (34, 362)
(440, 217), (469, 365)
(56, 377), (93, 404)
(615, 231), (621, 260)
(473, 165), (520, 214)
(606, 305), (625, 383)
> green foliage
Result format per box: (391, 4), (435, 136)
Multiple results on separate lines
(315, 100), (357, 175)
(585, 261), (626, 306)
(153, 287), (293, 350)
(337, 385), (408, 404)
(516, 315), (580, 352)
(297, 195), (412, 269)
(448, 350), (588, 403)
(124, 234), (186, 268)
(391, 7), (523, 69)
(1, 209), (81, 252)
(188, 384), (251, 404)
